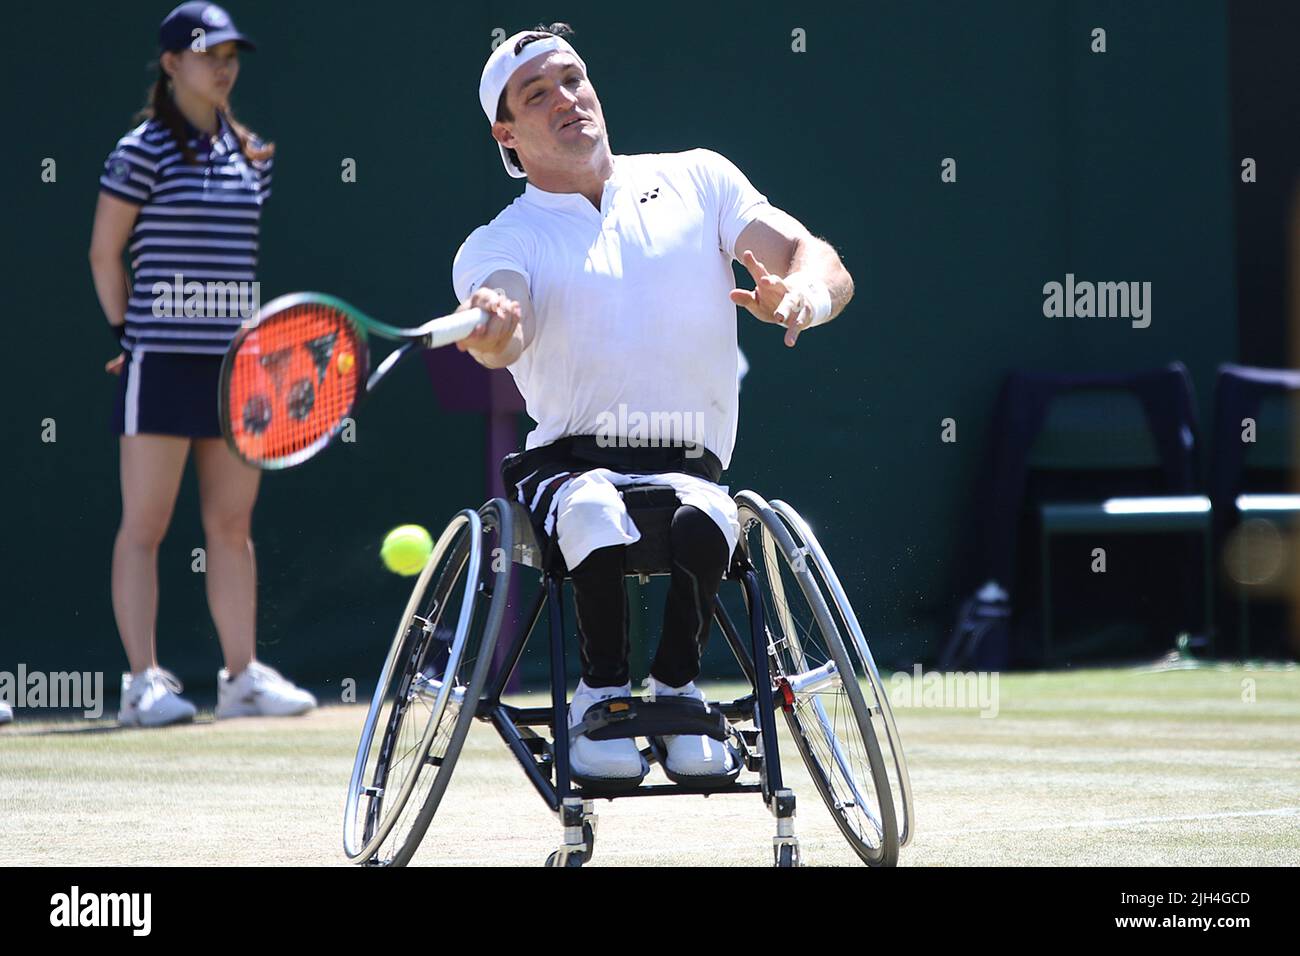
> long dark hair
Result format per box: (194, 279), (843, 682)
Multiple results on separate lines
(136, 61), (274, 165)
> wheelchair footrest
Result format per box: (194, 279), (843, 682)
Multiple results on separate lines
(572, 696), (729, 742)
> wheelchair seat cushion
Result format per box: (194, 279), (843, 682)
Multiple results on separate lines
(620, 486), (680, 574)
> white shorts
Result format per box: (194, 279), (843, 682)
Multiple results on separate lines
(540, 468), (740, 571)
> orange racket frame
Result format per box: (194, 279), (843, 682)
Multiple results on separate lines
(219, 292), (485, 469)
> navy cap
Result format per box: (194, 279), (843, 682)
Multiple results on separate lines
(159, 3), (256, 53)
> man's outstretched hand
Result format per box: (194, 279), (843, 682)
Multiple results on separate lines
(730, 249), (814, 348)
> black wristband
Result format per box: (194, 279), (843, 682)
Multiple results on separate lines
(111, 323), (127, 345)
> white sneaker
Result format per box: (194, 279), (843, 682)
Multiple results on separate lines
(644, 676), (736, 777)
(568, 680), (646, 783)
(216, 661), (316, 718)
(118, 667), (198, 728)
(0, 700), (13, 724)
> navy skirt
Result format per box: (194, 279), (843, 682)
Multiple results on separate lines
(111, 351), (225, 438)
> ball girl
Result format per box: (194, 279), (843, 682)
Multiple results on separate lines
(89, 3), (315, 725)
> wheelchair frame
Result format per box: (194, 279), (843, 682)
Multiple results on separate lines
(343, 487), (914, 868)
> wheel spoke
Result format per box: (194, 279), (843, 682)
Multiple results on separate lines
(344, 501), (515, 866)
(740, 497), (897, 864)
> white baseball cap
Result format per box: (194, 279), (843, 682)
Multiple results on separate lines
(478, 31), (588, 179)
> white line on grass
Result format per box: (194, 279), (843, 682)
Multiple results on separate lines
(925, 806), (1300, 836)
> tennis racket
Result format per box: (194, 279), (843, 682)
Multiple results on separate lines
(219, 292), (486, 469)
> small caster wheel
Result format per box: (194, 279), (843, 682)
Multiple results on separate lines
(579, 821), (595, 864)
(775, 844), (798, 868)
(545, 850), (583, 867)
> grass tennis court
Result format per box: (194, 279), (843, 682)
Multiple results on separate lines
(3, 666), (1296, 867)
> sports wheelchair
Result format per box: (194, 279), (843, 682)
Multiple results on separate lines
(343, 484), (914, 867)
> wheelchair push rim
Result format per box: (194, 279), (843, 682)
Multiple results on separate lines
(736, 491), (900, 867)
(374, 500), (513, 866)
(343, 508), (479, 862)
(343, 505), (506, 864)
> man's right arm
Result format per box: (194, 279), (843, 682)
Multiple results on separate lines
(455, 269), (535, 369)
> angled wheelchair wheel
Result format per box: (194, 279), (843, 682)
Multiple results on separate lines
(736, 491), (900, 867)
(343, 499), (513, 866)
(770, 499), (914, 850)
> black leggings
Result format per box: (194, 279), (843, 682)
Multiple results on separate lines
(569, 505), (730, 689)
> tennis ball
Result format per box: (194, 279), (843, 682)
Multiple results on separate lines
(381, 524), (433, 576)
(337, 351), (355, 375)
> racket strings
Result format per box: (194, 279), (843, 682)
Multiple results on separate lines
(226, 302), (364, 466)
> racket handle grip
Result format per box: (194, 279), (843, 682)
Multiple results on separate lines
(425, 308), (488, 350)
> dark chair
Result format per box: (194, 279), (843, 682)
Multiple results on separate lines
(1208, 364), (1300, 657)
(1029, 385), (1213, 660)
(967, 364), (1209, 665)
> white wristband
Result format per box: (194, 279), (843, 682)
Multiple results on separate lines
(783, 272), (833, 327)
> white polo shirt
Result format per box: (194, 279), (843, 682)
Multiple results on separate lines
(452, 148), (770, 471)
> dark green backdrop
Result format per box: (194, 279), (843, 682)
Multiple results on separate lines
(2, 1), (1237, 698)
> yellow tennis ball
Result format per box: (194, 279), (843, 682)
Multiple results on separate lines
(337, 351), (355, 375)
(381, 524), (433, 576)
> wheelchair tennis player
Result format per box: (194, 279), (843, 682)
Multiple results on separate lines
(451, 23), (855, 789)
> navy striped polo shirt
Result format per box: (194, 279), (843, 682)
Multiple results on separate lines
(99, 114), (271, 356)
